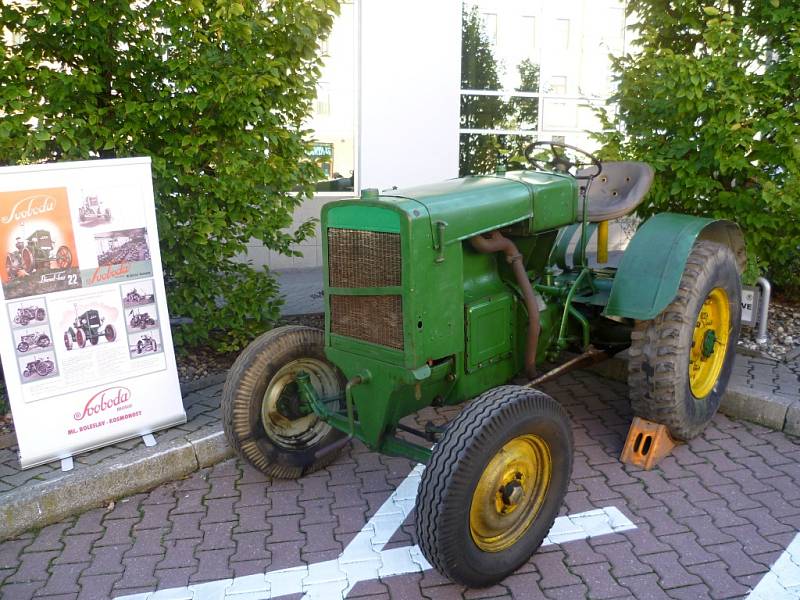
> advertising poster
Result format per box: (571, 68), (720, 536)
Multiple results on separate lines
(0, 158), (186, 468)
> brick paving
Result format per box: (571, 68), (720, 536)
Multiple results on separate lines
(2, 370), (800, 599)
(732, 354), (800, 403)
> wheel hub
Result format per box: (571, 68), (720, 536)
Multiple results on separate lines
(261, 358), (338, 449)
(469, 434), (552, 552)
(701, 329), (717, 358)
(500, 477), (524, 509)
(689, 287), (730, 398)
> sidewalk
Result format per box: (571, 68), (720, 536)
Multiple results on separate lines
(0, 268), (797, 542)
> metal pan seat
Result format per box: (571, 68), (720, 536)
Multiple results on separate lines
(576, 162), (655, 222)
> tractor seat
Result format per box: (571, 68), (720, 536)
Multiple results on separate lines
(576, 161), (655, 222)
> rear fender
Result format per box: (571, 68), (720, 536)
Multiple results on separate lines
(604, 213), (745, 320)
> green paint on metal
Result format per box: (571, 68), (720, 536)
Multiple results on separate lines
(380, 436), (432, 463)
(702, 329), (717, 358)
(550, 224), (580, 270)
(317, 172), (744, 456)
(325, 203), (401, 232)
(604, 213), (714, 320)
(466, 293), (513, 372)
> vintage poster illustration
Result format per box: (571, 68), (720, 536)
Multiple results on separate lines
(0, 158), (185, 469)
(1, 187), (82, 299)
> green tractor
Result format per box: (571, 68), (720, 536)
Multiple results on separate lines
(222, 141), (744, 586)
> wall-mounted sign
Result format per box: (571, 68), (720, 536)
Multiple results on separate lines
(311, 143), (334, 158)
(0, 157), (185, 468)
(741, 285), (761, 327)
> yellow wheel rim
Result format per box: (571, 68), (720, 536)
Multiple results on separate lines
(469, 434), (552, 553)
(689, 287), (730, 398)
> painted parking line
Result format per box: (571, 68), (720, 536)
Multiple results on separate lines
(115, 464), (636, 600)
(747, 533), (800, 599)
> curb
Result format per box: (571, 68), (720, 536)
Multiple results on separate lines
(0, 424), (232, 541)
(588, 351), (800, 437)
(0, 374), (234, 542)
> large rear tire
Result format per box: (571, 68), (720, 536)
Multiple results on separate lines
(222, 326), (347, 479)
(627, 240), (741, 441)
(416, 385), (573, 587)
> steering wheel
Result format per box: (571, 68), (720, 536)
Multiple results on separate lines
(524, 140), (602, 179)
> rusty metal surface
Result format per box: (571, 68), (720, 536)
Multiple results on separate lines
(328, 228), (401, 289)
(330, 294), (404, 350)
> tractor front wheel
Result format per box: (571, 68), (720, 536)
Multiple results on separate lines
(416, 386), (573, 587)
(628, 240), (741, 441)
(222, 326), (347, 479)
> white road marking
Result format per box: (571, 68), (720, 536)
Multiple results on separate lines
(748, 533), (800, 599)
(115, 464), (636, 600)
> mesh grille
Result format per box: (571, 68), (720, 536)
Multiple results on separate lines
(328, 228), (401, 288)
(330, 295), (404, 350)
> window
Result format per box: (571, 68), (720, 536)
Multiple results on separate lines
(308, 1), (356, 192)
(459, 1), (628, 175)
(555, 18), (570, 49)
(548, 76), (567, 96)
(521, 16), (536, 58)
(461, 2), (540, 176)
(314, 84), (331, 116)
(481, 13), (498, 45)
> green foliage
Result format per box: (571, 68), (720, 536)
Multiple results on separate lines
(0, 0), (340, 350)
(592, 0), (800, 294)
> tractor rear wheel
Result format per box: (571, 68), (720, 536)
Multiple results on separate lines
(628, 240), (741, 441)
(416, 386), (573, 587)
(56, 246), (72, 269)
(222, 326), (347, 479)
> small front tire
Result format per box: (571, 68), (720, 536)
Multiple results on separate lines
(416, 385), (573, 587)
(222, 326), (347, 479)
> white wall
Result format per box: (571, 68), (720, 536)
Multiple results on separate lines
(261, 0), (463, 270)
(358, 1), (462, 190)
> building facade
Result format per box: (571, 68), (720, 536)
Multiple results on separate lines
(250, 0), (629, 270)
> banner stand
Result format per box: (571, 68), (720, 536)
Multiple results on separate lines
(0, 157), (185, 469)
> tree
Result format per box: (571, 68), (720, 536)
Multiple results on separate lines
(592, 0), (800, 292)
(0, 0), (340, 350)
(507, 58), (540, 168)
(459, 5), (509, 176)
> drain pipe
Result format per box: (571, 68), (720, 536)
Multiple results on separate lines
(470, 230), (540, 378)
(755, 277), (771, 346)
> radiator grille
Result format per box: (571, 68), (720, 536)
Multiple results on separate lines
(328, 228), (401, 288)
(330, 295), (404, 350)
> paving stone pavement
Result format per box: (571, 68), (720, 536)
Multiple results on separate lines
(3, 370), (800, 600)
